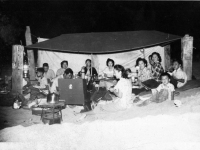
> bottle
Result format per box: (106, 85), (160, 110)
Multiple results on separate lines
(81, 68), (85, 79)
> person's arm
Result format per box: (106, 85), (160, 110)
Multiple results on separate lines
(93, 67), (98, 76)
(51, 70), (56, 79)
(109, 87), (122, 98)
(56, 69), (59, 77)
(176, 79), (185, 83)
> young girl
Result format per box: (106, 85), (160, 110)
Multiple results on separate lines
(138, 72), (175, 106)
(151, 52), (164, 80)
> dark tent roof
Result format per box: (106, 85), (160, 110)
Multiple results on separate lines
(26, 30), (181, 54)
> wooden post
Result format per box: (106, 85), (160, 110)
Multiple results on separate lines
(181, 34), (193, 80)
(12, 45), (24, 94)
(25, 26), (36, 80)
(164, 45), (171, 71)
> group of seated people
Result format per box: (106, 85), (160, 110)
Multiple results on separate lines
(21, 51), (187, 111)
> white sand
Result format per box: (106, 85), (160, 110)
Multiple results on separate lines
(1, 88), (200, 150)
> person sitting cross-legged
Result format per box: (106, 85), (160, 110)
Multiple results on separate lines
(138, 72), (175, 107)
(169, 59), (187, 88)
(19, 68), (49, 108)
(74, 64), (132, 122)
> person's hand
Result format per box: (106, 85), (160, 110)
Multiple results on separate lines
(104, 73), (107, 78)
(173, 76), (178, 80)
(81, 66), (85, 70)
(109, 87), (115, 92)
(113, 80), (118, 86)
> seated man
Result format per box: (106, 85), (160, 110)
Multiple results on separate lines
(169, 59), (187, 88)
(19, 68), (49, 107)
(50, 68), (73, 94)
(43, 63), (56, 81)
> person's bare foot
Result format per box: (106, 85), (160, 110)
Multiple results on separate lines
(133, 97), (141, 103)
(75, 114), (87, 123)
(137, 100), (150, 107)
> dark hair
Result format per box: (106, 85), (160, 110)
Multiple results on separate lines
(135, 57), (148, 67)
(61, 61), (68, 68)
(148, 55), (152, 59)
(43, 63), (49, 67)
(114, 64), (128, 79)
(160, 72), (171, 79)
(151, 52), (162, 62)
(85, 59), (91, 64)
(64, 68), (73, 75)
(125, 68), (131, 74)
(106, 58), (115, 67)
(37, 67), (44, 74)
(173, 59), (182, 66)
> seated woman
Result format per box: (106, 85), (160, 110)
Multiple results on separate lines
(91, 65), (132, 112)
(169, 59), (187, 88)
(131, 58), (152, 96)
(56, 60), (68, 77)
(137, 52), (164, 91)
(100, 58), (115, 78)
(151, 52), (164, 80)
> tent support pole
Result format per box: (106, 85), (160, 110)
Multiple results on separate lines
(181, 34), (193, 80)
(25, 26), (36, 80)
(12, 45), (24, 94)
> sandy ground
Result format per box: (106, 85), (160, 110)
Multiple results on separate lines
(0, 87), (200, 150)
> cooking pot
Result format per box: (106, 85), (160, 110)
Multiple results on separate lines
(47, 93), (59, 104)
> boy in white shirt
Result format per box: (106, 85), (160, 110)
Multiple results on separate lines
(138, 72), (175, 106)
(170, 59), (187, 88)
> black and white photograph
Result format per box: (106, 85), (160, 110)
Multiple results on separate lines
(0, 1), (200, 150)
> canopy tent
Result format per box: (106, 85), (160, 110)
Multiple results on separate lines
(26, 30), (181, 74)
(26, 30), (181, 54)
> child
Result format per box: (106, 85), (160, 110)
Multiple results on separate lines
(138, 72), (175, 106)
(170, 59), (187, 88)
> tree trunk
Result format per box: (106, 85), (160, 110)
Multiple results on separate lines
(25, 26), (35, 80)
(12, 45), (24, 94)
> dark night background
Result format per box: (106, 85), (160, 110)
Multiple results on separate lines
(0, 1), (200, 74)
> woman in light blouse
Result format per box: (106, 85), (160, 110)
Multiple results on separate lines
(101, 58), (115, 78)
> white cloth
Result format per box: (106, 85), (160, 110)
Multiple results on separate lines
(172, 68), (187, 88)
(38, 46), (165, 74)
(50, 75), (63, 93)
(102, 67), (114, 78)
(44, 69), (56, 80)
